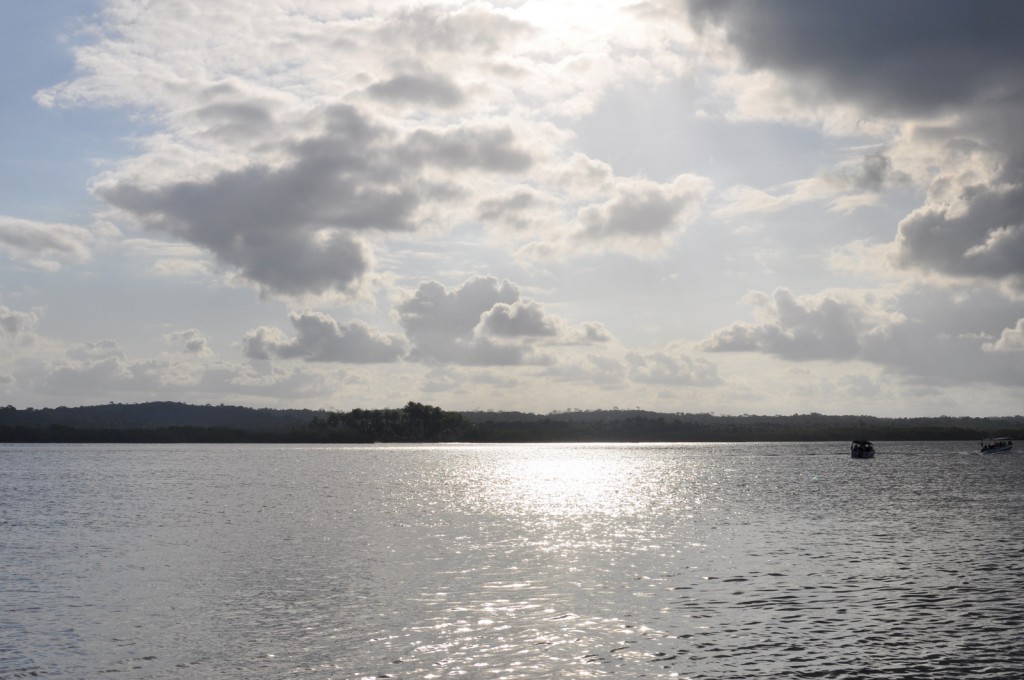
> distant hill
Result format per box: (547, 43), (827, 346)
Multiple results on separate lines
(460, 409), (1024, 442)
(0, 401), (317, 430)
(1, 402), (1021, 443)
(0, 402), (321, 442)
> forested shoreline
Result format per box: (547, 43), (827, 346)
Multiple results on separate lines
(1, 402), (1021, 444)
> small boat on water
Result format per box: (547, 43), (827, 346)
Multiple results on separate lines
(980, 437), (1013, 454)
(850, 440), (875, 459)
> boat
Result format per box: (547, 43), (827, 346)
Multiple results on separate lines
(980, 437), (1013, 454)
(850, 440), (875, 458)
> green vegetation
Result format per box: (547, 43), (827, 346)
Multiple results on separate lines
(308, 402), (473, 442)
(0, 402), (1021, 443)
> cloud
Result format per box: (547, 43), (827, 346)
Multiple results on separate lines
(476, 190), (545, 231)
(842, 150), (898, 193)
(67, 340), (125, 362)
(702, 288), (890, 361)
(563, 322), (613, 345)
(34, 1), (699, 300)
(542, 353), (628, 388)
(982, 319), (1024, 353)
(687, 1), (1024, 289)
(0, 305), (39, 340)
(97, 99), (542, 297)
(478, 299), (558, 338)
(626, 348), (721, 386)
(0, 216), (95, 269)
(15, 350), (334, 404)
(895, 184), (1024, 288)
(367, 72), (465, 108)
(395, 276), (527, 365)
(400, 126), (533, 173)
(576, 174), (709, 244)
(704, 285), (1024, 387)
(686, 0), (1024, 118)
(375, 4), (535, 56)
(97, 105), (410, 296)
(243, 310), (406, 363)
(395, 275), (613, 366)
(168, 329), (213, 356)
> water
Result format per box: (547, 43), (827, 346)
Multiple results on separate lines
(2, 441), (1023, 679)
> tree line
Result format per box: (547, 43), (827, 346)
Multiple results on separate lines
(1, 402), (1021, 443)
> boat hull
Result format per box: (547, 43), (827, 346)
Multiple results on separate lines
(850, 440), (875, 458)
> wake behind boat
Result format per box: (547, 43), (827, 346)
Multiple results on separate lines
(851, 440), (875, 459)
(980, 437), (1013, 454)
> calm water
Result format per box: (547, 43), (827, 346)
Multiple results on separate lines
(2, 441), (1023, 679)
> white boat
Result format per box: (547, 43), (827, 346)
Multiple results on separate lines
(980, 437), (1013, 454)
(850, 440), (875, 458)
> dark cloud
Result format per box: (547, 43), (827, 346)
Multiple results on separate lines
(686, 0), (1024, 117)
(896, 184), (1024, 287)
(99, 102), (536, 296)
(100, 105), (409, 296)
(687, 1), (1024, 288)
(367, 72), (465, 108)
(243, 311), (406, 363)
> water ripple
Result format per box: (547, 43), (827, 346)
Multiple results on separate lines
(3, 442), (1024, 678)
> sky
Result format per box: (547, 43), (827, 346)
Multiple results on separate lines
(1, 0), (1023, 416)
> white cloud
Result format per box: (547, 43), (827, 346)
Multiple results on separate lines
(6, 0), (1024, 416)
(395, 276), (529, 366)
(477, 299), (557, 338)
(0, 216), (95, 269)
(702, 289), (886, 361)
(626, 347), (720, 386)
(703, 285), (1024, 388)
(67, 340), (125, 362)
(983, 319), (1024, 353)
(34, 1), (700, 301)
(168, 329), (213, 356)
(395, 276), (610, 366)
(243, 310), (406, 363)
(576, 174), (710, 245)
(542, 353), (628, 388)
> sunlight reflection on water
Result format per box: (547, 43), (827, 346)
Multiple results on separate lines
(5, 442), (1024, 679)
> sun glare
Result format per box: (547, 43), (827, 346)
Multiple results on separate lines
(476, 445), (651, 517)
